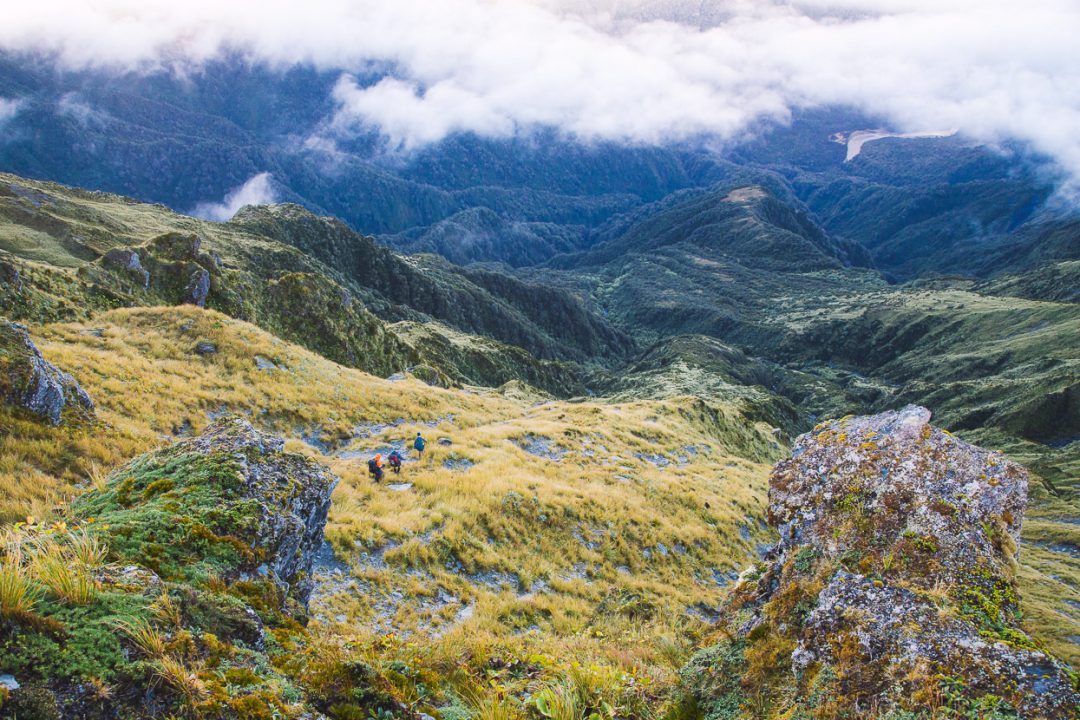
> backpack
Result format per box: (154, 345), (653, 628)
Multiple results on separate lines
(368, 458), (378, 474)
(414, 436), (426, 451)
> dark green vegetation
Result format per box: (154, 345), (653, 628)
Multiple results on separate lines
(0, 173), (624, 394)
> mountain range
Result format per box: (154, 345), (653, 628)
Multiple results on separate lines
(1, 53), (1079, 720)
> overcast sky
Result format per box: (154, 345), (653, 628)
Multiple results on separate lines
(3, 0), (1079, 185)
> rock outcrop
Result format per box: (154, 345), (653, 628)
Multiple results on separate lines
(684, 406), (1080, 719)
(84, 232), (219, 308)
(2, 418), (346, 717)
(0, 318), (94, 425)
(75, 416), (338, 612)
(102, 248), (150, 289)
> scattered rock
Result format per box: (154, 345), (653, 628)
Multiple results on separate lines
(635, 452), (670, 468)
(171, 418), (193, 436)
(207, 404), (231, 420)
(709, 568), (740, 587)
(438, 437), (453, 446)
(442, 456), (475, 471)
(1026, 539), (1080, 558)
(254, 355), (278, 370)
(299, 428), (332, 454)
(0, 318), (95, 425)
(97, 564), (163, 595)
(513, 433), (567, 460)
(193, 341), (217, 356)
(386, 482), (413, 492)
(687, 602), (721, 623)
(692, 406), (1080, 718)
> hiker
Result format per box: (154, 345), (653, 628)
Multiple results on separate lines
(413, 432), (426, 459)
(388, 450), (403, 474)
(368, 453), (384, 483)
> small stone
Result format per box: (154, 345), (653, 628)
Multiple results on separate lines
(254, 355), (278, 370)
(194, 341), (217, 356)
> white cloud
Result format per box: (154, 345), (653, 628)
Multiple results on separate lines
(0, 97), (23, 125)
(3, 1), (1080, 184)
(56, 92), (111, 127)
(191, 172), (276, 221)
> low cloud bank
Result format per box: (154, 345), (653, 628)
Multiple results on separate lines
(191, 173), (276, 221)
(3, 1), (1080, 186)
(0, 97), (22, 126)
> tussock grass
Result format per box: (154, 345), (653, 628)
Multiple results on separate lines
(5, 304), (1076, 707)
(154, 655), (208, 707)
(1, 523), (110, 612)
(66, 528), (108, 568)
(533, 681), (584, 720)
(0, 306), (781, 706)
(0, 561), (41, 619)
(116, 616), (168, 659)
(29, 540), (97, 605)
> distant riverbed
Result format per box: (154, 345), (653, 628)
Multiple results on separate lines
(830, 129), (957, 160)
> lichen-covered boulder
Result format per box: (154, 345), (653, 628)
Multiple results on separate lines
(74, 416), (338, 613)
(685, 406), (1079, 719)
(0, 318), (94, 425)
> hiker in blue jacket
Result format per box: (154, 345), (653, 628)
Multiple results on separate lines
(413, 432), (426, 459)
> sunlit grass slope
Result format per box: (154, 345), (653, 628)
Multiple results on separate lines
(1, 305), (786, 705)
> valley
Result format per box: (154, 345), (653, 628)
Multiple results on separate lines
(1, 149), (1079, 716)
(1, 61), (1079, 720)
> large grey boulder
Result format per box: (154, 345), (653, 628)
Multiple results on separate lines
(687, 406), (1079, 719)
(169, 417), (338, 608)
(0, 318), (94, 425)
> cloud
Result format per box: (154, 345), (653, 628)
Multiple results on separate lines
(56, 92), (111, 128)
(0, 97), (23, 126)
(3, 1), (1080, 184)
(191, 173), (276, 221)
